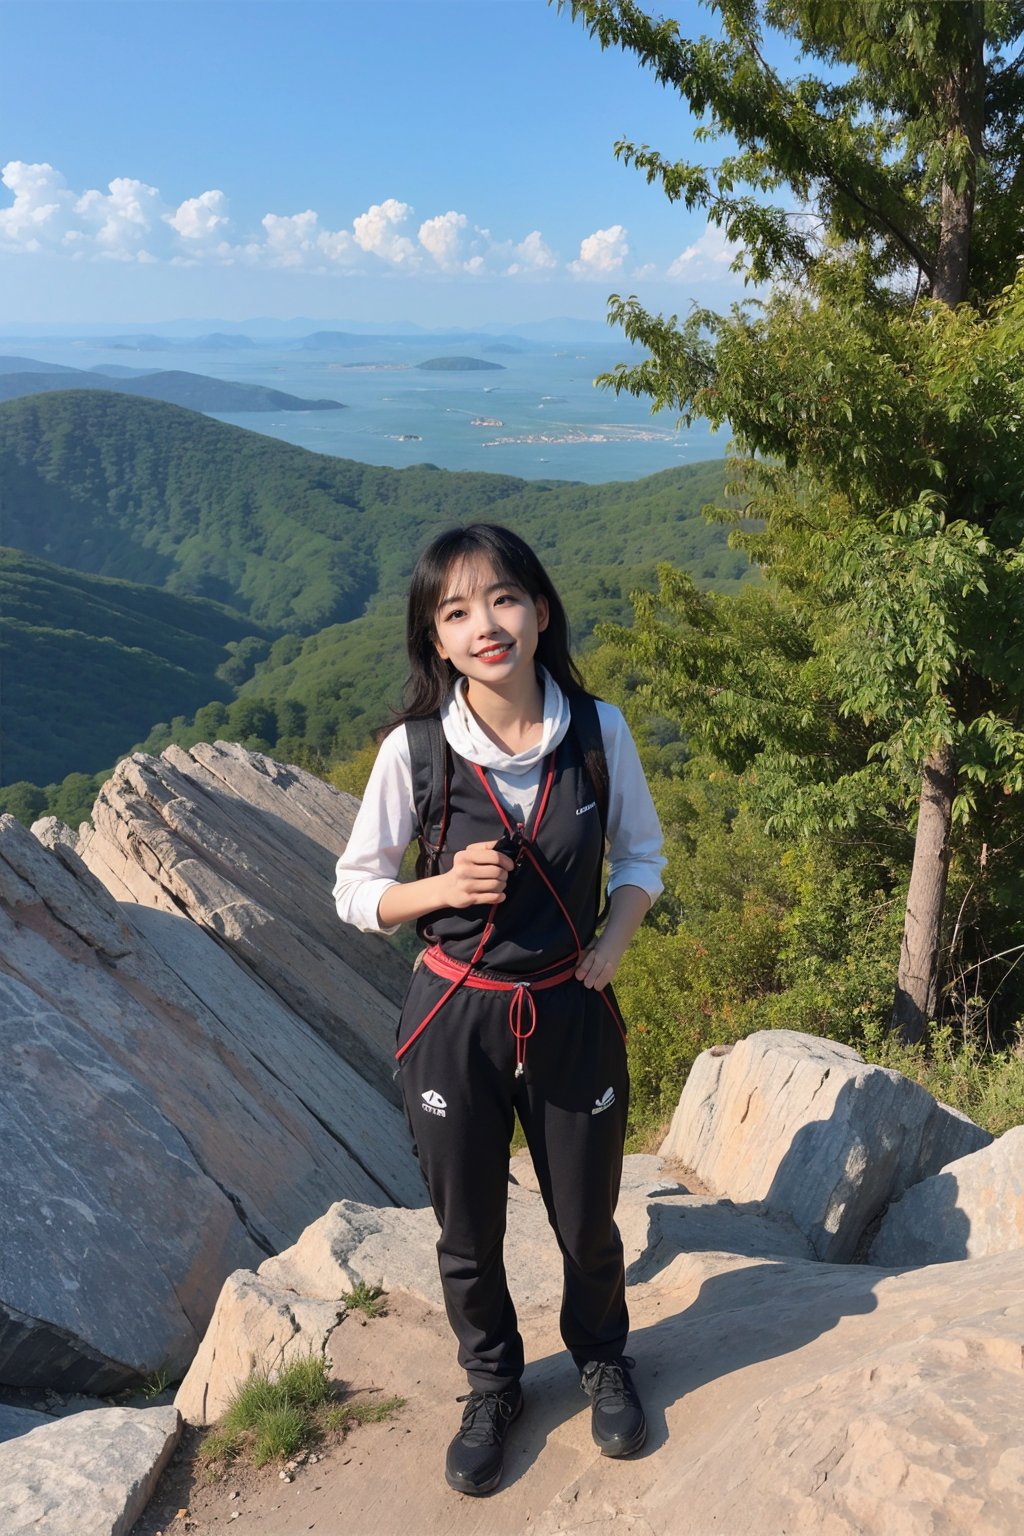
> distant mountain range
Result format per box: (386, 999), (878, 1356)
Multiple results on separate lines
(0, 358), (343, 413)
(0, 315), (617, 344)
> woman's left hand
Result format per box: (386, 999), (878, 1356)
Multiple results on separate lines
(575, 941), (624, 991)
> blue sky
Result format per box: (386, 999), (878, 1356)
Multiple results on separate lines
(0, 0), (754, 328)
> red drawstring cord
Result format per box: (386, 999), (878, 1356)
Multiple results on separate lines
(394, 912), (496, 1063)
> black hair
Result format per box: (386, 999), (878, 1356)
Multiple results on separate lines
(388, 523), (588, 729)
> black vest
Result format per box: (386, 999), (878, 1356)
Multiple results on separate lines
(422, 725), (605, 975)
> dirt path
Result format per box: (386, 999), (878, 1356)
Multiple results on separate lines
(133, 1283), (686, 1536)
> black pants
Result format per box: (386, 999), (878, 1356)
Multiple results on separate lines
(396, 963), (630, 1392)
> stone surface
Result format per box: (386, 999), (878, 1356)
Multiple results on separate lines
(0, 1404), (180, 1536)
(660, 1030), (992, 1261)
(0, 1406), (48, 1445)
(178, 1155), (808, 1425)
(174, 1269), (347, 1425)
(1, 783), (420, 1391)
(78, 743), (406, 1101)
(168, 1154), (1024, 1536)
(870, 1124), (1024, 1266)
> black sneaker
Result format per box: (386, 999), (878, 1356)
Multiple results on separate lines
(444, 1382), (523, 1495)
(579, 1356), (647, 1457)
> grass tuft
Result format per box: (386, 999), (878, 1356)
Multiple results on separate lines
(341, 1282), (387, 1318)
(197, 1340), (404, 1476)
(321, 1395), (405, 1433)
(251, 1405), (307, 1468)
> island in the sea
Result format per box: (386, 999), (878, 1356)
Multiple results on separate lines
(415, 357), (506, 372)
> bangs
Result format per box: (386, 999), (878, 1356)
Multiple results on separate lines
(435, 551), (524, 613)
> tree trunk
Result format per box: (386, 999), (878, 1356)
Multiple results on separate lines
(892, 745), (957, 1044)
(891, 7), (984, 1041)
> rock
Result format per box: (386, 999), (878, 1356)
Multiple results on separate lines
(660, 1031), (992, 1261)
(173, 1155), (1024, 1533)
(78, 744), (407, 1102)
(0, 1404), (180, 1536)
(0, 805), (419, 1392)
(870, 1124), (1024, 1266)
(175, 1269), (347, 1424)
(0, 1406), (49, 1445)
(177, 1156), (811, 1425)
(29, 816), (78, 853)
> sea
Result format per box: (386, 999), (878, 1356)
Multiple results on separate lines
(12, 335), (727, 485)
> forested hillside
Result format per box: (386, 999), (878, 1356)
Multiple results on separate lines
(0, 368), (344, 412)
(0, 392), (739, 633)
(0, 549), (267, 783)
(1, 389), (741, 816)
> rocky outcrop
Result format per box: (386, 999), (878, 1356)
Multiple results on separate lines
(0, 1404), (180, 1536)
(870, 1124), (1024, 1266)
(172, 1149), (1024, 1535)
(660, 1031), (992, 1260)
(76, 742), (408, 1103)
(0, 743), (421, 1393)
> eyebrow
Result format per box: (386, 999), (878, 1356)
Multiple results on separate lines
(438, 580), (522, 608)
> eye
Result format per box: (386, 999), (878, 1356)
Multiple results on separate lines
(442, 606), (466, 621)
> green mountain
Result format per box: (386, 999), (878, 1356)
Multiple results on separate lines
(0, 548), (268, 785)
(1, 389), (743, 799)
(0, 391), (738, 637)
(0, 368), (343, 413)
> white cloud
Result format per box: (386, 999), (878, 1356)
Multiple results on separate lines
(317, 227), (356, 263)
(0, 161), (74, 251)
(75, 177), (164, 259)
(259, 209), (321, 267)
(418, 210), (468, 271)
(167, 189), (230, 241)
(507, 229), (558, 275)
(353, 198), (417, 265)
(569, 224), (629, 277)
(0, 159), (600, 288)
(667, 222), (741, 279)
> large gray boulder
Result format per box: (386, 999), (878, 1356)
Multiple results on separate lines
(870, 1124), (1024, 1266)
(0, 791), (420, 1391)
(0, 1404), (180, 1536)
(77, 742), (406, 1103)
(660, 1031), (991, 1261)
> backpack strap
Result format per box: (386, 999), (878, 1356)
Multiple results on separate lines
(569, 690), (611, 930)
(405, 713), (452, 881)
(568, 691), (609, 845)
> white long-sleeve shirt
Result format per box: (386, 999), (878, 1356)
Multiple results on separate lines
(333, 671), (665, 935)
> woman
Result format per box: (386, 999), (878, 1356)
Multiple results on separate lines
(334, 523), (664, 1495)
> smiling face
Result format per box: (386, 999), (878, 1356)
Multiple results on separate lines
(434, 553), (549, 690)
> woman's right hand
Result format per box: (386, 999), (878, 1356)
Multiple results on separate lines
(443, 841), (515, 908)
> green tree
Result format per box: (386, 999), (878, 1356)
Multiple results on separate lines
(0, 781), (48, 826)
(226, 698), (278, 747)
(51, 772), (102, 828)
(193, 700), (230, 740)
(563, 0), (1024, 1041)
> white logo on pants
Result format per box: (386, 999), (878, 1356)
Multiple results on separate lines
(592, 1087), (615, 1115)
(422, 1089), (447, 1118)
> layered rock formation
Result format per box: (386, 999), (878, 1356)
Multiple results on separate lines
(0, 743), (421, 1396)
(660, 1030), (991, 1260)
(77, 742), (406, 1102)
